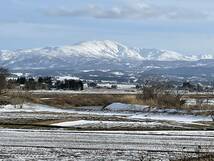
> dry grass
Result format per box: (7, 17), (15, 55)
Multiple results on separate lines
(0, 91), (40, 106)
(36, 94), (144, 108)
(185, 104), (214, 110)
(29, 92), (214, 114)
(4, 90), (214, 114)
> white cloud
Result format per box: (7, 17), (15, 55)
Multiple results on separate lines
(45, 1), (208, 21)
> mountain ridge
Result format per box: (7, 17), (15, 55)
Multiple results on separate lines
(0, 40), (214, 70)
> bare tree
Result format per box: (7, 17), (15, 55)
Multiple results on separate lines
(0, 67), (9, 95)
(138, 81), (186, 108)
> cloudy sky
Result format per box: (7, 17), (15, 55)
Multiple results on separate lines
(1, 0), (214, 55)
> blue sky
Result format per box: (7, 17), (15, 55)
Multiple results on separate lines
(1, 0), (214, 55)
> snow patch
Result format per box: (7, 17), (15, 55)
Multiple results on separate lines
(52, 120), (97, 127)
(104, 103), (150, 112)
(56, 76), (80, 81)
(51, 120), (163, 127)
(129, 113), (212, 123)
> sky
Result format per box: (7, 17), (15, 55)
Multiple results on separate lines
(1, 0), (214, 55)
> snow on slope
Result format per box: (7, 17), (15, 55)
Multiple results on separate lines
(133, 48), (202, 61)
(61, 40), (144, 60)
(0, 40), (213, 69)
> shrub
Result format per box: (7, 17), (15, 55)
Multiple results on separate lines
(138, 86), (185, 108)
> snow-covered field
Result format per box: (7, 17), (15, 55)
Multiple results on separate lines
(0, 103), (213, 160)
(0, 129), (213, 161)
(1, 103), (212, 123)
(0, 103), (213, 130)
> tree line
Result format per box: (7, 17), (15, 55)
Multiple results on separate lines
(0, 67), (84, 91)
(9, 76), (84, 91)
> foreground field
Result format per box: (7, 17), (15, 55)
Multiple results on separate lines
(0, 129), (213, 161)
(0, 103), (213, 130)
(0, 96), (213, 160)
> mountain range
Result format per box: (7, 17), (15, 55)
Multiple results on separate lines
(1, 40), (214, 81)
(0, 40), (214, 70)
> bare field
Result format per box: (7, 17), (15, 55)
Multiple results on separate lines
(0, 129), (213, 161)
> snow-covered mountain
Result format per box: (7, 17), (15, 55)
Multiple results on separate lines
(133, 48), (199, 61)
(0, 40), (213, 70)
